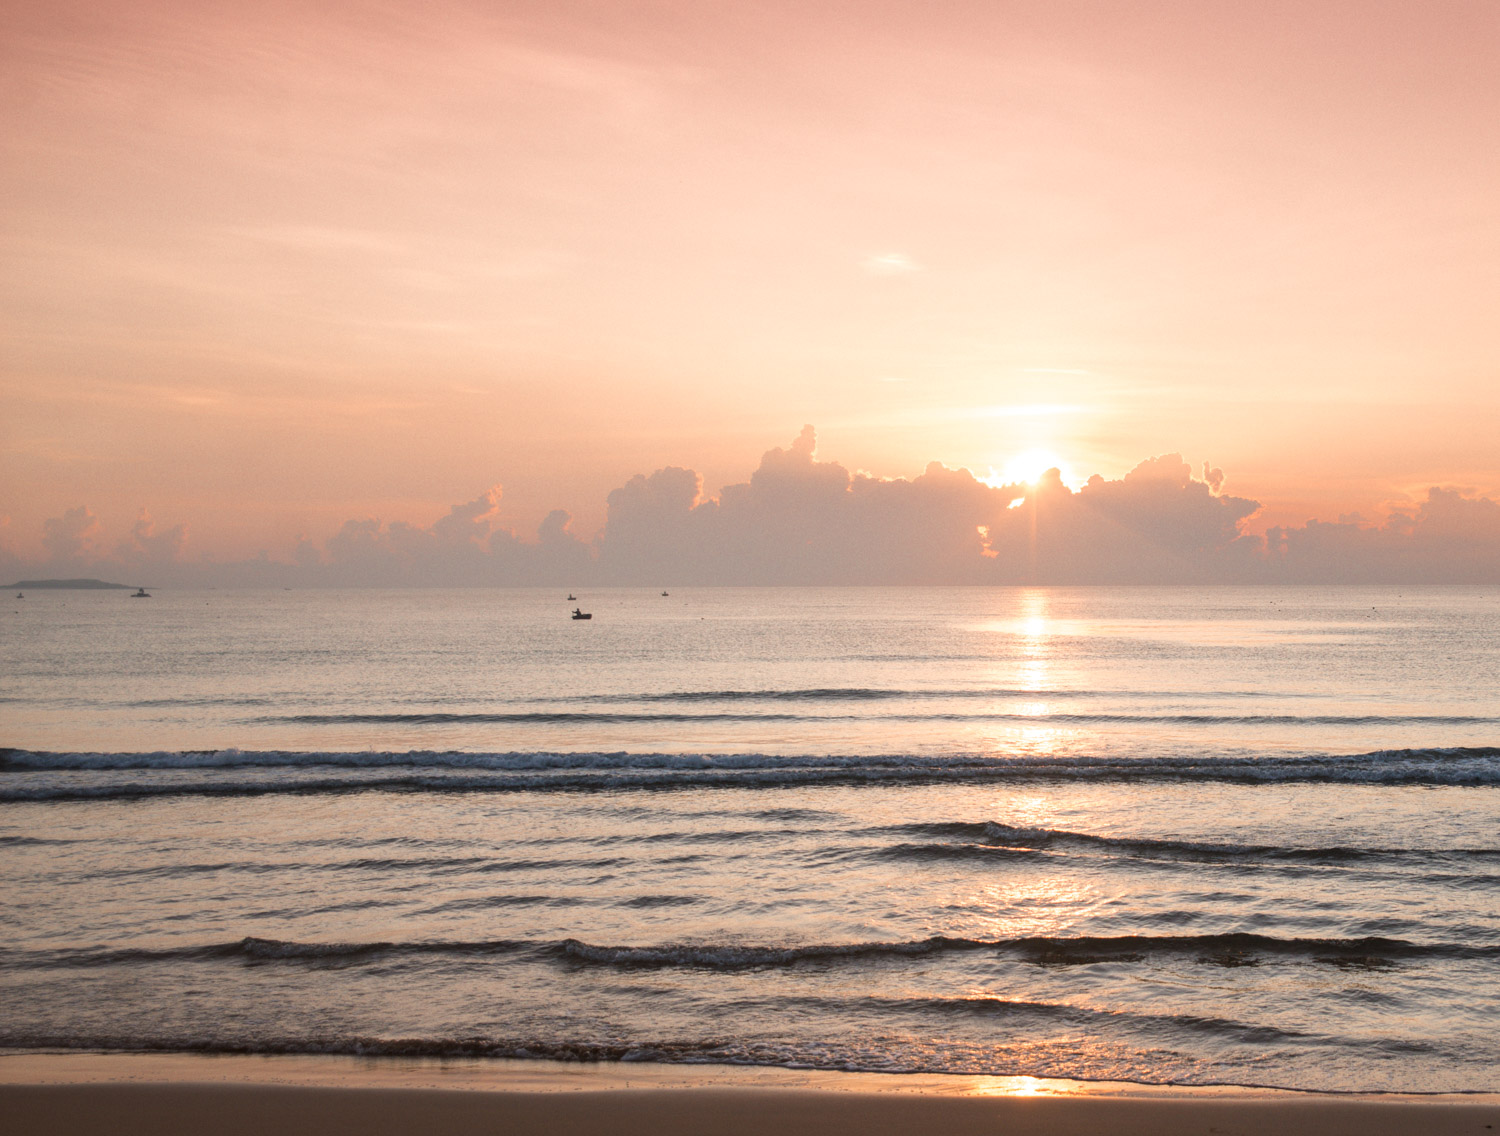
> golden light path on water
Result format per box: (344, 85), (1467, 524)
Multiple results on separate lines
(971, 588), (1081, 760)
(5, 588), (1500, 1091)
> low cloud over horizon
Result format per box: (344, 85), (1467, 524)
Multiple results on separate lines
(6, 428), (1500, 587)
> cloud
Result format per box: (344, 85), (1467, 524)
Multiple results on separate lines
(489, 508), (595, 584)
(311, 486), (596, 586)
(862, 252), (918, 275)
(9, 430), (1500, 586)
(319, 487), (503, 584)
(597, 428), (1257, 584)
(978, 459), (1263, 583)
(270, 427), (1500, 586)
(117, 510), (189, 568)
(41, 506), (101, 564)
(1267, 486), (1500, 583)
(431, 486), (502, 547)
(292, 535), (323, 568)
(0, 516), (17, 579)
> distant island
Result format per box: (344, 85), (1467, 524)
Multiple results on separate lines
(5, 578), (135, 590)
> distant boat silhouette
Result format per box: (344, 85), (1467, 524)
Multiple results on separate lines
(15, 592), (22, 599)
(567, 594), (576, 601)
(571, 608), (592, 620)
(661, 590), (669, 596)
(131, 588), (151, 598)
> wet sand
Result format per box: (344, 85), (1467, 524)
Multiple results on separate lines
(3, 1053), (1498, 1136)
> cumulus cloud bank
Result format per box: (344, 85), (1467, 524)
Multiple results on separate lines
(1267, 488), (1500, 583)
(40, 505), (102, 565)
(117, 510), (189, 569)
(8, 428), (1500, 585)
(597, 428), (1262, 584)
(318, 487), (593, 586)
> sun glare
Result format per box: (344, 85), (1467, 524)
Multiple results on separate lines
(1005, 448), (1065, 485)
(982, 448), (1069, 489)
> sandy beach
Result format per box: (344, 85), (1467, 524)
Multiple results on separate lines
(5, 1053), (1499, 1136)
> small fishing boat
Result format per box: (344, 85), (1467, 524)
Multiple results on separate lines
(571, 608), (592, 620)
(661, 590), (669, 596)
(15, 592), (22, 599)
(131, 587), (151, 598)
(567, 594), (576, 601)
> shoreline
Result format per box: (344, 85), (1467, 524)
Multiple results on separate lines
(5, 1052), (1499, 1136)
(6, 1048), (1500, 1099)
(0, 1048), (1382, 1096)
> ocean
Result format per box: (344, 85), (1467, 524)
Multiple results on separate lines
(2, 585), (1498, 1092)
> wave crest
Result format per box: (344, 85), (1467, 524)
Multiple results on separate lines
(12, 931), (1494, 973)
(4, 745), (1500, 801)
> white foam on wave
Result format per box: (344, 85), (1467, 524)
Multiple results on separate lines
(4, 747), (1500, 801)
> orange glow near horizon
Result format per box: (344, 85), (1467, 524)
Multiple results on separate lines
(3, 1), (1499, 566)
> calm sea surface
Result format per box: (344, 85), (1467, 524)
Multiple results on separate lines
(2, 586), (1498, 1091)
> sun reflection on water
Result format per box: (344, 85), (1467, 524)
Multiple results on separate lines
(1016, 590), (1052, 694)
(978, 1075), (1046, 1096)
(947, 873), (1105, 941)
(971, 590), (1078, 756)
(986, 793), (1056, 831)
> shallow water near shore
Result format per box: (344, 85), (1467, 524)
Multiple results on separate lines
(7, 1050), (1499, 1102)
(2, 585), (1498, 1091)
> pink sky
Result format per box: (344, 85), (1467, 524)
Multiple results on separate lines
(3, 0), (1498, 565)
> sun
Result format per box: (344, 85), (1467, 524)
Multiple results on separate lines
(995, 448), (1067, 487)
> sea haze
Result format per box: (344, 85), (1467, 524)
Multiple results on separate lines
(2, 586), (1498, 1091)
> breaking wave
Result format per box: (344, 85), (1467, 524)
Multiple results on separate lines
(4, 745), (1500, 801)
(10, 931), (1497, 972)
(259, 710), (1499, 726)
(876, 821), (1500, 867)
